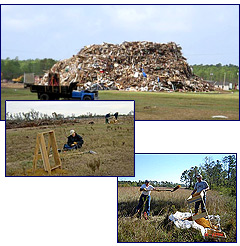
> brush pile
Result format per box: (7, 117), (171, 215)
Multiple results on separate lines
(38, 41), (214, 92)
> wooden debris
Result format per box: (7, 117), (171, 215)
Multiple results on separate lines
(38, 41), (214, 92)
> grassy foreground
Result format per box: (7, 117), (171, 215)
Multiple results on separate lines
(100, 90), (239, 120)
(6, 117), (134, 176)
(1, 87), (239, 120)
(118, 187), (236, 242)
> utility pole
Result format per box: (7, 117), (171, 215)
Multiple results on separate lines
(223, 73), (226, 90)
(210, 73), (213, 82)
(237, 72), (239, 90)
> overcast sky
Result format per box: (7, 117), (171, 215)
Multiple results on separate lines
(1, 5), (239, 65)
(6, 100), (134, 116)
(119, 154), (233, 183)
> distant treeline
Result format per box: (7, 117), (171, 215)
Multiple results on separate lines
(1, 57), (239, 84)
(180, 155), (236, 195)
(119, 155), (236, 196)
(6, 109), (134, 121)
(118, 180), (184, 188)
(192, 64), (239, 84)
(1, 57), (57, 80)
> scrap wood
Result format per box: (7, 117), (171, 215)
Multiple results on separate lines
(185, 216), (212, 228)
(38, 41), (214, 92)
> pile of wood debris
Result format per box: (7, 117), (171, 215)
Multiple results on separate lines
(38, 41), (214, 92)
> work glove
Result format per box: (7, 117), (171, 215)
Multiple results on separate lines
(143, 188), (147, 191)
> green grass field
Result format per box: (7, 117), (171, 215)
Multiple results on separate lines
(1, 87), (239, 120)
(118, 186), (236, 242)
(6, 117), (134, 176)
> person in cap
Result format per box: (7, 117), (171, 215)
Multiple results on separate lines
(63, 130), (84, 150)
(135, 180), (156, 220)
(191, 174), (209, 214)
(105, 113), (111, 124)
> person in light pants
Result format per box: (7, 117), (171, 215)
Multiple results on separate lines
(135, 180), (156, 219)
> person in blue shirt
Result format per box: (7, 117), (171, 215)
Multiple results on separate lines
(135, 180), (156, 219)
(191, 174), (209, 214)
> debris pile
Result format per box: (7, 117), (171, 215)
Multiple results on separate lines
(39, 41), (214, 92)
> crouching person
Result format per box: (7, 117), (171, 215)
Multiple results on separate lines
(63, 130), (84, 150)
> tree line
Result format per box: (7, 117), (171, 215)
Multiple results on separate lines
(6, 109), (133, 121)
(118, 155), (236, 196)
(1, 57), (57, 80)
(192, 64), (239, 84)
(118, 180), (184, 188)
(1, 57), (239, 85)
(180, 155), (236, 195)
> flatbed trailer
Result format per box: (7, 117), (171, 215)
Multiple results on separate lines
(30, 82), (98, 100)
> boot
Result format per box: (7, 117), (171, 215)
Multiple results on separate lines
(143, 212), (148, 220)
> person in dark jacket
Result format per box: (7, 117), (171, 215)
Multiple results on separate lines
(63, 130), (84, 150)
(105, 113), (111, 124)
(114, 112), (119, 120)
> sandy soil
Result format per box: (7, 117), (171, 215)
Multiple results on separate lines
(1, 82), (24, 88)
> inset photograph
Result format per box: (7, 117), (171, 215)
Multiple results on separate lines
(118, 154), (236, 242)
(1, 5), (239, 120)
(6, 100), (134, 176)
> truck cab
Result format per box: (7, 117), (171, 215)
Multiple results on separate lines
(72, 90), (98, 100)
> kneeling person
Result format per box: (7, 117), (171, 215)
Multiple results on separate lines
(64, 130), (84, 150)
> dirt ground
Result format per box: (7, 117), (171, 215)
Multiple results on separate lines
(1, 82), (24, 88)
(6, 116), (134, 176)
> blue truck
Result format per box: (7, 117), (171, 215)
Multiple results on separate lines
(30, 82), (98, 100)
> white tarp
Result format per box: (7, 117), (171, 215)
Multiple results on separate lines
(169, 211), (206, 237)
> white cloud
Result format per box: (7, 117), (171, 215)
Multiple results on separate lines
(102, 5), (194, 33)
(3, 18), (32, 31)
(2, 11), (49, 32)
(1, 5), (238, 64)
(115, 8), (147, 23)
(61, 7), (86, 21)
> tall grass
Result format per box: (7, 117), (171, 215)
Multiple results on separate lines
(118, 187), (236, 242)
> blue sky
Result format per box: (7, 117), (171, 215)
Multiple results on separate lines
(6, 100), (134, 116)
(1, 5), (239, 65)
(118, 154), (233, 183)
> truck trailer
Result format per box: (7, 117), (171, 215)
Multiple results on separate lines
(30, 82), (98, 100)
